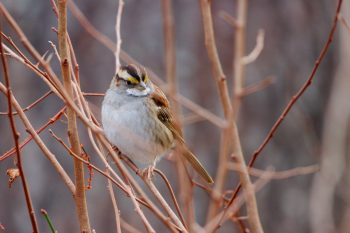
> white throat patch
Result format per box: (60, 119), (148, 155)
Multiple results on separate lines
(126, 87), (151, 97)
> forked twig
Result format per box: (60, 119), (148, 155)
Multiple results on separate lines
(48, 129), (149, 208)
(222, 0), (343, 230)
(0, 90), (52, 115)
(0, 107), (65, 161)
(0, 83), (76, 194)
(0, 26), (39, 233)
(154, 169), (187, 229)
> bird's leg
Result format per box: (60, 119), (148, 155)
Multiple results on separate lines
(141, 160), (156, 180)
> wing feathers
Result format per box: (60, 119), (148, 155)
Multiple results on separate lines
(151, 92), (213, 184)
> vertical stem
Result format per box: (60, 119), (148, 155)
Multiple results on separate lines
(115, 0), (124, 74)
(200, 0), (233, 222)
(199, 1), (264, 232)
(57, 1), (91, 232)
(231, 0), (248, 230)
(161, 0), (195, 229)
(0, 22), (40, 233)
(232, 0), (247, 117)
(162, 0), (177, 112)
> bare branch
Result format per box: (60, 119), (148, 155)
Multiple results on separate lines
(242, 29), (265, 65)
(107, 169), (122, 233)
(0, 32), (39, 233)
(115, 0), (124, 73)
(226, 0), (343, 231)
(227, 163), (320, 180)
(57, 1), (91, 231)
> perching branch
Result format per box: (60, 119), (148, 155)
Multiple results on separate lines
(57, 0), (91, 232)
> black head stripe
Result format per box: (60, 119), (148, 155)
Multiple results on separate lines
(124, 64), (141, 81)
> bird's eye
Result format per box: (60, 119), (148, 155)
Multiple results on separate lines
(126, 80), (132, 85)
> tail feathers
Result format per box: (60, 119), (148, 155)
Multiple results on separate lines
(182, 146), (214, 184)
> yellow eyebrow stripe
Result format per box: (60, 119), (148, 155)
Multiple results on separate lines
(127, 76), (139, 84)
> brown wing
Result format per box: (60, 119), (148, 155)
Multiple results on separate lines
(150, 90), (214, 184)
(150, 87), (183, 138)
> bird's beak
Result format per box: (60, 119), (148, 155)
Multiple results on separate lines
(140, 81), (147, 90)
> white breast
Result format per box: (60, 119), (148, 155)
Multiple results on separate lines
(101, 90), (173, 166)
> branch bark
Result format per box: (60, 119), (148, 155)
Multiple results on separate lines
(57, 1), (91, 232)
(161, 0), (195, 229)
(199, 1), (263, 232)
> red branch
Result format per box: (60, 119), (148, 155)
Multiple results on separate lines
(0, 90), (53, 115)
(225, 0), (343, 217)
(0, 22), (39, 233)
(0, 107), (66, 161)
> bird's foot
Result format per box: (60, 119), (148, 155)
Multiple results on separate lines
(139, 162), (156, 180)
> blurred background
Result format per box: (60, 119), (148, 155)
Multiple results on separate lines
(1, 0), (349, 232)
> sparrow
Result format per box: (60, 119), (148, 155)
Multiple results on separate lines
(101, 64), (213, 183)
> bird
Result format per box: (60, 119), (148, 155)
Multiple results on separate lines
(101, 64), (213, 184)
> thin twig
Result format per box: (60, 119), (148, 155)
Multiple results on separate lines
(107, 169), (122, 233)
(99, 137), (158, 233)
(199, 0), (234, 223)
(229, 0), (343, 204)
(0, 32), (61, 97)
(144, 179), (188, 233)
(0, 25), (40, 233)
(0, 90), (52, 116)
(242, 29), (264, 65)
(219, 11), (239, 28)
(48, 129), (149, 207)
(115, 0), (124, 73)
(0, 83), (76, 193)
(232, 0), (248, 118)
(71, 79), (168, 232)
(2, 3), (184, 232)
(67, 0), (226, 129)
(116, 152), (186, 232)
(154, 169), (187, 229)
(120, 219), (142, 233)
(204, 170), (274, 232)
(338, 13), (350, 33)
(227, 163), (320, 180)
(161, 0), (195, 229)
(0, 4), (102, 134)
(40, 209), (56, 233)
(199, 1), (264, 232)
(225, 0), (343, 228)
(240, 76), (275, 97)
(0, 107), (65, 161)
(199, 0), (234, 224)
